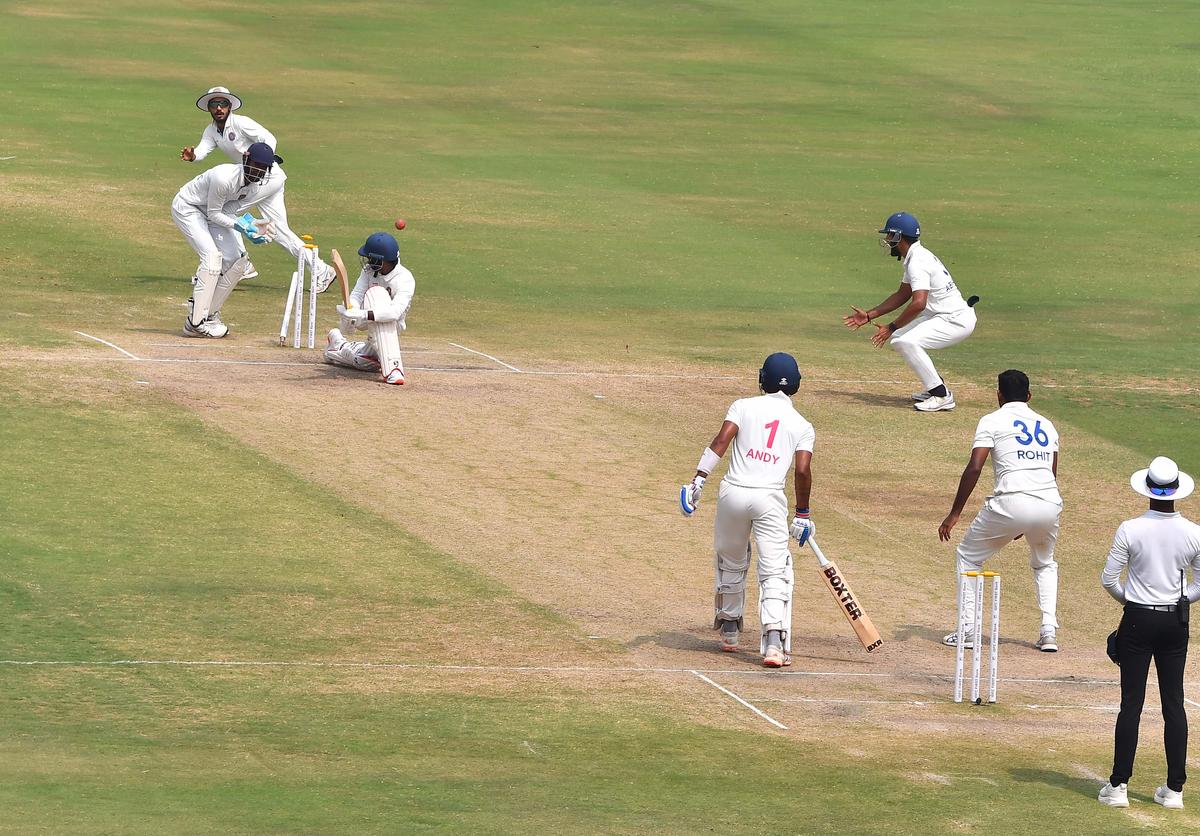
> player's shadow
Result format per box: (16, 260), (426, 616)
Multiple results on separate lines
(625, 630), (870, 665)
(1009, 768), (1102, 801)
(820, 389), (912, 409)
(896, 623), (1034, 650)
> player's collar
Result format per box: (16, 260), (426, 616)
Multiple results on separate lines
(902, 240), (923, 266)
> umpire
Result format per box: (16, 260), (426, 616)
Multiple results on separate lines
(1098, 456), (1200, 810)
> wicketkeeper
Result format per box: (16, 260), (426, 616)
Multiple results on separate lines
(680, 352), (815, 667)
(324, 232), (415, 386)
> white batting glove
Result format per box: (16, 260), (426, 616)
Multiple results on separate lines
(790, 509), (814, 546)
(679, 475), (705, 516)
(337, 304), (369, 327)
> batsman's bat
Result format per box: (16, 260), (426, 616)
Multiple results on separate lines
(808, 539), (883, 653)
(330, 248), (352, 308)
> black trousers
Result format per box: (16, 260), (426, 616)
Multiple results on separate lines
(1110, 606), (1189, 791)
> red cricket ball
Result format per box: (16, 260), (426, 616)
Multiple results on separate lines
(395, 219), (407, 230)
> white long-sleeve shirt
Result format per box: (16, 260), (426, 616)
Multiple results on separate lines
(1101, 510), (1200, 605)
(174, 164), (265, 229)
(191, 114), (278, 163)
(351, 262), (416, 328)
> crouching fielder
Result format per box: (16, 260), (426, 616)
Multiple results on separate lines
(325, 232), (415, 386)
(680, 352), (815, 667)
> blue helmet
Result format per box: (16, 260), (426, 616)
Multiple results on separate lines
(759, 352), (801, 395)
(879, 211), (920, 242)
(358, 232), (400, 264)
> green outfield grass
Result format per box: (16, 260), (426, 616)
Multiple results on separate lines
(3, 0), (1199, 831)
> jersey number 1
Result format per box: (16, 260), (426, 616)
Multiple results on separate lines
(765, 420), (779, 448)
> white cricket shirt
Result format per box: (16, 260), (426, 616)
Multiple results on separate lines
(902, 241), (968, 316)
(973, 401), (1061, 505)
(350, 262), (416, 328)
(722, 392), (815, 490)
(1101, 511), (1200, 605)
(191, 114), (278, 163)
(174, 163), (263, 228)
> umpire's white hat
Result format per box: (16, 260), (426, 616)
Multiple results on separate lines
(1131, 456), (1194, 501)
(196, 86), (242, 112)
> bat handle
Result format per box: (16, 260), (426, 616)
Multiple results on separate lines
(808, 538), (832, 568)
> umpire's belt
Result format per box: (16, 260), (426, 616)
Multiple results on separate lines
(1126, 602), (1178, 612)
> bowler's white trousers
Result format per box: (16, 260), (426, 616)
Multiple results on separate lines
(713, 481), (794, 644)
(889, 307), (977, 390)
(956, 492), (1061, 629)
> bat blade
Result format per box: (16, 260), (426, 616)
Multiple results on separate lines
(809, 540), (883, 653)
(330, 248), (352, 308)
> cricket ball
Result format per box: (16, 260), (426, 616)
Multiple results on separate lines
(394, 218), (407, 230)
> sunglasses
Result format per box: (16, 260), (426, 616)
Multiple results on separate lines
(208, 100), (232, 110)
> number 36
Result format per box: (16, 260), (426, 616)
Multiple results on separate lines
(1013, 419), (1049, 447)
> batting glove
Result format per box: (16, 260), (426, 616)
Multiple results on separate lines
(679, 475), (705, 516)
(337, 304), (370, 327)
(790, 509), (814, 546)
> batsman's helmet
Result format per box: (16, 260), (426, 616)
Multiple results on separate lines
(879, 211), (920, 243)
(759, 352), (801, 395)
(359, 232), (400, 264)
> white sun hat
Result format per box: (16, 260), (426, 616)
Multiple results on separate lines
(1131, 456), (1194, 501)
(196, 86), (242, 112)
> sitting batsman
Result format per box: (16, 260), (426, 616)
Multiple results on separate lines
(324, 232), (415, 386)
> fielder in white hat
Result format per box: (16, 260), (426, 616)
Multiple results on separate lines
(1098, 456), (1200, 811)
(178, 86), (335, 291)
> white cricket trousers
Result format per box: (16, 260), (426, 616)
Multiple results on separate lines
(889, 307), (977, 390)
(712, 481), (794, 638)
(956, 493), (1061, 629)
(171, 197), (243, 274)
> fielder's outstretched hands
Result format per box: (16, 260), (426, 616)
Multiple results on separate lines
(869, 322), (893, 348)
(843, 306), (870, 329)
(679, 475), (705, 516)
(790, 510), (814, 546)
(938, 512), (960, 542)
(180, 147), (196, 162)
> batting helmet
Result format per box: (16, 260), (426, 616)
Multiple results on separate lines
(759, 352), (801, 395)
(879, 211), (920, 242)
(359, 232), (400, 263)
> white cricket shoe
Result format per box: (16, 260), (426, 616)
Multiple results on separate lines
(183, 315), (227, 338)
(943, 631), (974, 649)
(1155, 785), (1184, 809)
(1098, 782), (1129, 807)
(242, 261), (258, 280)
(915, 392), (956, 412)
(383, 368), (406, 386)
(911, 390), (932, 401)
(326, 328), (346, 351)
(762, 646), (791, 668)
(718, 620), (739, 652)
(1036, 629), (1058, 653)
(313, 264), (337, 293)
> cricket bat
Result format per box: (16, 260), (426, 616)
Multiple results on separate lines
(808, 539), (883, 653)
(330, 248), (352, 308)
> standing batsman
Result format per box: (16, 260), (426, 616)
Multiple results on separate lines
(324, 232), (415, 386)
(179, 85), (335, 289)
(939, 370), (1063, 651)
(843, 212), (977, 412)
(680, 352), (815, 667)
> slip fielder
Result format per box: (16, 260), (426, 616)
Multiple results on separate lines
(680, 352), (815, 667)
(843, 212), (978, 412)
(939, 370), (1063, 651)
